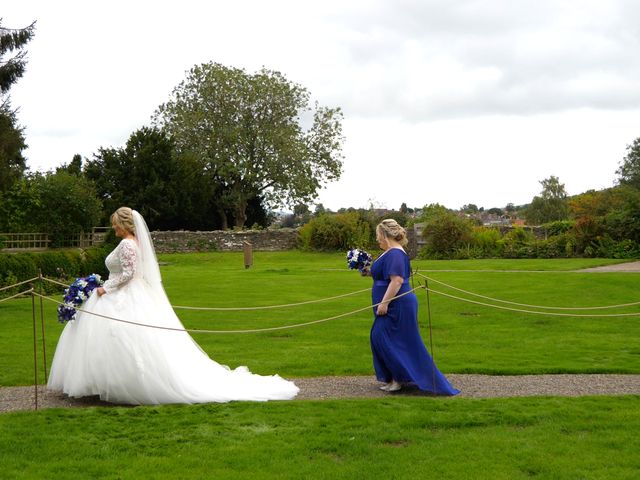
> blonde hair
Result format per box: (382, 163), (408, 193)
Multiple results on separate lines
(110, 207), (136, 236)
(376, 219), (408, 246)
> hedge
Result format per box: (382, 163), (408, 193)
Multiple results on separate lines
(0, 246), (111, 296)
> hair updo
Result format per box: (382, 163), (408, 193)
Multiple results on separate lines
(110, 207), (136, 236)
(376, 219), (408, 246)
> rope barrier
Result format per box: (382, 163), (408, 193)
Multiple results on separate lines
(34, 276), (370, 311)
(32, 287), (424, 334)
(424, 286), (640, 317)
(4, 274), (640, 326)
(40, 277), (70, 288)
(0, 288), (34, 304)
(416, 272), (640, 311)
(0, 277), (39, 293)
(171, 288), (371, 311)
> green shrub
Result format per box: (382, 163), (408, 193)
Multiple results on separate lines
(532, 234), (576, 258)
(420, 211), (473, 259)
(593, 236), (640, 259)
(1, 271), (19, 296)
(298, 212), (375, 251)
(471, 227), (503, 257)
(542, 220), (574, 236)
(498, 227), (536, 258)
(572, 216), (604, 254)
(453, 244), (485, 259)
(0, 246), (110, 295)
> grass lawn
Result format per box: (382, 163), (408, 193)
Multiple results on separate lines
(1, 253), (640, 385)
(1, 396), (639, 479)
(1, 253), (639, 478)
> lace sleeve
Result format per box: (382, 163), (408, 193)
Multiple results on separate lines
(103, 240), (137, 293)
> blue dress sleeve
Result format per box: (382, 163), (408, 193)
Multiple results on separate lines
(384, 250), (407, 279)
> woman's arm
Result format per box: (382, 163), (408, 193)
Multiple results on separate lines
(376, 275), (404, 316)
(101, 241), (137, 295)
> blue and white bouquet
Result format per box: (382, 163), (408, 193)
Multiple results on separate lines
(346, 248), (373, 272)
(57, 274), (103, 323)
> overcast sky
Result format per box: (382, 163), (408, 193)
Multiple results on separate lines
(4, 0), (640, 211)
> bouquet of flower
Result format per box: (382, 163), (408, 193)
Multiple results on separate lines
(346, 248), (372, 272)
(57, 274), (103, 323)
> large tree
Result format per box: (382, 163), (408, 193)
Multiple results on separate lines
(0, 170), (102, 245)
(616, 137), (640, 189)
(85, 127), (185, 230)
(153, 62), (344, 228)
(0, 104), (27, 193)
(0, 19), (35, 95)
(524, 176), (569, 225)
(0, 20), (35, 194)
(84, 126), (271, 231)
(27, 171), (102, 246)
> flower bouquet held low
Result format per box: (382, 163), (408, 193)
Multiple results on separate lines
(346, 248), (373, 274)
(57, 274), (103, 323)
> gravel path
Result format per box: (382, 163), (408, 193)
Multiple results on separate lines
(2, 374), (639, 413)
(578, 261), (640, 272)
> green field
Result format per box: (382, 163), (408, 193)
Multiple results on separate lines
(1, 253), (638, 479)
(1, 253), (638, 384)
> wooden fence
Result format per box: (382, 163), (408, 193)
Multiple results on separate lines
(0, 233), (50, 250)
(0, 227), (109, 251)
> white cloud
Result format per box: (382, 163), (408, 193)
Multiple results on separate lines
(3, 0), (640, 211)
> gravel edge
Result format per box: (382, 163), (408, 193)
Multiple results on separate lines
(2, 374), (639, 413)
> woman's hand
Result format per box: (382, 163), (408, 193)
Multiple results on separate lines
(376, 302), (388, 316)
(96, 287), (106, 297)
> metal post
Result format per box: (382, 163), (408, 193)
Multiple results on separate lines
(424, 279), (437, 394)
(31, 290), (38, 410)
(39, 270), (48, 383)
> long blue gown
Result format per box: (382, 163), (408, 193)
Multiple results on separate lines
(370, 248), (459, 395)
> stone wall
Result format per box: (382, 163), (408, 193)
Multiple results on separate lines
(151, 228), (299, 253)
(151, 224), (552, 256)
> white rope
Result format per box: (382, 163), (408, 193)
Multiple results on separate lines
(36, 276), (370, 311)
(33, 287), (423, 334)
(0, 277), (39, 293)
(41, 277), (69, 288)
(0, 289), (34, 304)
(172, 288), (371, 311)
(424, 286), (640, 317)
(15, 274), (640, 323)
(416, 272), (640, 311)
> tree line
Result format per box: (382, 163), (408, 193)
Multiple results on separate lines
(412, 144), (640, 259)
(1, 20), (639, 259)
(0, 23), (344, 245)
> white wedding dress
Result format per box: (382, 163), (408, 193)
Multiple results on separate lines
(48, 211), (299, 405)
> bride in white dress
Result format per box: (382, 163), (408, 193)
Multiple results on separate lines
(48, 207), (299, 404)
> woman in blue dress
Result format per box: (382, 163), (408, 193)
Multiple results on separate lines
(369, 219), (459, 395)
